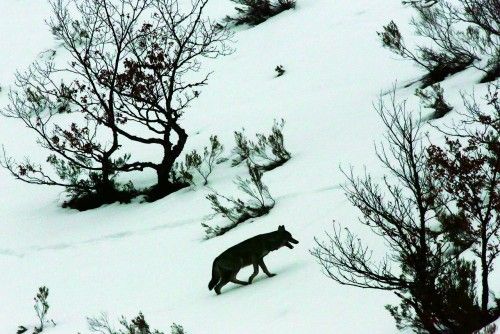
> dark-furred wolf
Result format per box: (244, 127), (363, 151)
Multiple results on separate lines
(208, 225), (299, 295)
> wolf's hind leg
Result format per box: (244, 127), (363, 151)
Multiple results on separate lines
(259, 259), (276, 277)
(230, 271), (249, 285)
(248, 262), (259, 284)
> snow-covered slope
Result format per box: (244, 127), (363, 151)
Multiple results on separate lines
(0, 0), (495, 333)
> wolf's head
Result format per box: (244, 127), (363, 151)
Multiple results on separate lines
(277, 225), (299, 249)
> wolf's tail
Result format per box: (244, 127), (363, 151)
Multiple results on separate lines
(208, 259), (220, 290)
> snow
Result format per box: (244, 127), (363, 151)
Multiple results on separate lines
(0, 0), (497, 333)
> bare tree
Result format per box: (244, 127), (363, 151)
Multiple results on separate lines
(1, 0), (232, 206)
(51, 0), (232, 199)
(104, 0), (233, 199)
(311, 89), (497, 333)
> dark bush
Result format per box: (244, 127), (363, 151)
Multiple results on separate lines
(225, 0), (295, 26)
(415, 84), (453, 119)
(62, 177), (137, 211)
(275, 65), (285, 77)
(143, 175), (190, 203)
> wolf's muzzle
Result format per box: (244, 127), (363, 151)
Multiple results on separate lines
(285, 238), (299, 249)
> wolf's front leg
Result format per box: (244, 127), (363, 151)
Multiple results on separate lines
(259, 259), (276, 277)
(248, 262), (259, 284)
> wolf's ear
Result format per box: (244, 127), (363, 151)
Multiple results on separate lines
(278, 225), (285, 231)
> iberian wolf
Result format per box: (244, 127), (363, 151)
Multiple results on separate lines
(208, 225), (299, 295)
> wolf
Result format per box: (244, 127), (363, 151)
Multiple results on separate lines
(208, 225), (299, 295)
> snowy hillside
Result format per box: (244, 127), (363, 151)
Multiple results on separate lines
(0, 0), (497, 333)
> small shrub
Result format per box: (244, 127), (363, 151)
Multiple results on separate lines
(18, 286), (55, 334)
(231, 131), (252, 167)
(171, 323), (186, 334)
(225, 0), (295, 26)
(203, 163), (275, 238)
(232, 119), (291, 171)
(34, 286), (51, 333)
(235, 164), (275, 212)
(16, 326), (28, 334)
(172, 163), (194, 187)
(201, 220), (224, 238)
(275, 65), (285, 77)
(87, 312), (186, 334)
(253, 119), (291, 169)
(378, 20), (474, 87)
(378, 0), (499, 85)
(180, 135), (224, 186)
(205, 192), (246, 226)
(415, 84), (453, 119)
